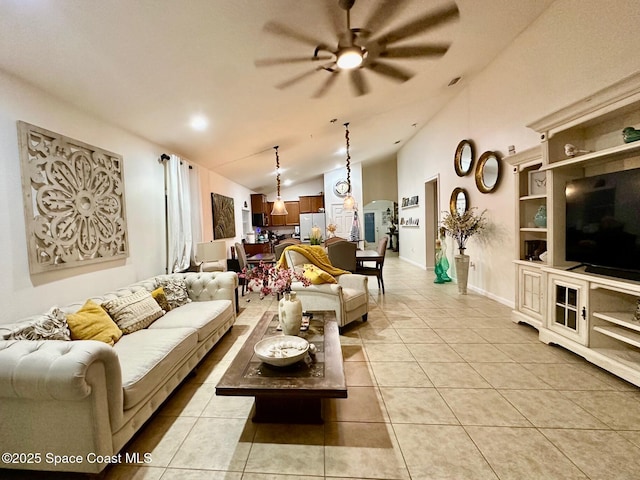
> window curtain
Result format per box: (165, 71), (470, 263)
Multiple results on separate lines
(166, 154), (193, 273)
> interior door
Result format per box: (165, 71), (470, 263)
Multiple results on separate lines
(364, 212), (375, 244)
(330, 203), (354, 239)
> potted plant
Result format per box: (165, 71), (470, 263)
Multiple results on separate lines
(309, 226), (323, 245)
(440, 208), (487, 294)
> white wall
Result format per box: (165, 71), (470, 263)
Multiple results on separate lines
(199, 168), (254, 257)
(265, 177), (324, 203)
(397, 0), (640, 305)
(0, 70), (167, 323)
(0, 70), (254, 323)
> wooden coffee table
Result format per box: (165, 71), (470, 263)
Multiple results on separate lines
(215, 310), (347, 423)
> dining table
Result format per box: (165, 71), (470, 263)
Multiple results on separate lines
(247, 252), (276, 265)
(355, 249), (384, 266)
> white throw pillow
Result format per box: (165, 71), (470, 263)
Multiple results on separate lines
(3, 307), (71, 341)
(102, 290), (164, 334)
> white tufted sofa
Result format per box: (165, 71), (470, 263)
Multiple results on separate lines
(0, 271), (237, 474)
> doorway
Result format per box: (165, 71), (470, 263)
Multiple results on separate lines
(424, 176), (439, 269)
(364, 212), (375, 243)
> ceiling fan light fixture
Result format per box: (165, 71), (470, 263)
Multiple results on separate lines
(336, 47), (363, 69)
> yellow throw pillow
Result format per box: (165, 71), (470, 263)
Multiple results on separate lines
(66, 299), (122, 346)
(302, 263), (337, 285)
(151, 287), (172, 312)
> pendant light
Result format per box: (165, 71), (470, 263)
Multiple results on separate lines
(271, 145), (288, 215)
(343, 123), (356, 211)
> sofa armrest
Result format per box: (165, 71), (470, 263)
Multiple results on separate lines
(0, 339), (122, 402)
(337, 273), (369, 291)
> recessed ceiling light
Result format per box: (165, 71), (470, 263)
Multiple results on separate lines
(335, 147), (346, 155)
(283, 179), (292, 186)
(448, 76), (461, 86)
(394, 140), (401, 144)
(190, 115), (208, 131)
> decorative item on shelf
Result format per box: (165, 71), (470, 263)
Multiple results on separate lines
(622, 127), (640, 144)
(309, 225), (323, 245)
(271, 146), (288, 215)
(534, 205), (547, 228)
(634, 299), (640, 323)
(434, 227), (452, 284)
(528, 170), (547, 195)
(441, 207), (487, 294)
(525, 240), (547, 261)
(240, 261), (311, 334)
(342, 123), (356, 211)
(564, 143), (591, 157)
(327, 223), (337, 238)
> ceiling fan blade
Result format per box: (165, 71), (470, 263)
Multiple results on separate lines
(366, 61), (413, 83)
(349, 69), (369, 96)
(363, 0), (410, 34)
(275, 68), (321, 90)
(255, 55), (333, 67)
(263, 21), (327, 48)
(313, 71), (340, 98)
(380, 44), (450, 59)
(373, 3), (459, 45)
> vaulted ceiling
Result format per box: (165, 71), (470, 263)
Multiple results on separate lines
(0, 0), (553, 192)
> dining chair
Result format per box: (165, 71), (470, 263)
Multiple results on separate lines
(274, 238), (302, 261)
(324, 236), (348, 247)
(356, 236), (388, 293)
(327, 240), (357, 272)
(234, 242), (249, 296)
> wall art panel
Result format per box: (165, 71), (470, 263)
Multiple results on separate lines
(211, 192), (235, 239)
(17, 121), (129, 274)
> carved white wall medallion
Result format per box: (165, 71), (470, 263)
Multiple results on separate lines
(17, 121), (129, 274)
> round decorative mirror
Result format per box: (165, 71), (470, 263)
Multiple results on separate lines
(454, 140), (474, 177)
(475, 151), (501, 193)
(450, 187), (469, 215)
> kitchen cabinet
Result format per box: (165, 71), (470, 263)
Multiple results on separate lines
(285, 201), (300, 225)
(299, 195), (324, 213)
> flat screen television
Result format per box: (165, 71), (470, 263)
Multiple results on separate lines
(565, 167), (640, 281)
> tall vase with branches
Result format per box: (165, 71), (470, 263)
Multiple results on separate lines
(441, 208), (487, 294)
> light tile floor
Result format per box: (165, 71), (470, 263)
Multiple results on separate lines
(5, 256), (640, 479)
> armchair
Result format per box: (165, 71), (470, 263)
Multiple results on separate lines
(283, 248), (368, 329)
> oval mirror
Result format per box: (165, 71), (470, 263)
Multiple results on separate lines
(475, 151), (501, 193)
(450, 187), (469, 215)
(454, 140), (474, 177)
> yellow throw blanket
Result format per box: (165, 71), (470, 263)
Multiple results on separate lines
(277, 244), (350, 276)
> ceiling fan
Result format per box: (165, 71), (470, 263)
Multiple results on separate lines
(255, 0), (460, 97)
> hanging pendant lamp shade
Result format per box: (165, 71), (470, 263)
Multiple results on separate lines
(271, 146), (288, 216)
(343, 123), (355, 211)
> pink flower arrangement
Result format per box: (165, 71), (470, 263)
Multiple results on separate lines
(241, 261), (311, 297)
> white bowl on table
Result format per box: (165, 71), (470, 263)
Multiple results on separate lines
(254, 335), (309, 367)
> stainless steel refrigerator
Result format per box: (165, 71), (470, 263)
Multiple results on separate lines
(299, 213), (326, 243)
